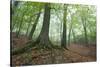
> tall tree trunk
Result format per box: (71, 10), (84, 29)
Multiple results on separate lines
(35, 3), (52, 48)
(26, 22), (31, 36)
(29, 11), (41, 39)
(84, 22), (88, 45)
(68, 21), (73, 46)
(16, 14), (24, 37)
(26, 11), (42, 36)
(81, 17), (88, 46)
(72, 29), (76, 43)
(16, 8), (27, 37)
(61, 4), (67, 49)
(25, 16), (34, 36)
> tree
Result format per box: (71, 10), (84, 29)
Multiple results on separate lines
(61, 4), (68, 49)
(80, 6), (89, 46)
(35, 3), (52, 48)
(72, 29), (76, 43)
(29, 9), (41, 39)
(16, 9), (27, 37)
(68, 18), (73, 45)
(68, 11), (76, 45)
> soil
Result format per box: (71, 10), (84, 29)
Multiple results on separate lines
(11, 33), (96, 66)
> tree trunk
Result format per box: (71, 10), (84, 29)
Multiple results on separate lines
(68, 22), (73, 46)
(61, 4), (67, 49)
(16, 14), (24, 37)
(81, 17), (88, 46)
(29, 11), (41, 39)
(35, 3), (52, 48)
(16, 8), (27, 37)
(26, 12), (42, 36)
(26, 21), (31, 36)
(84, 22), (88, 45)
(72, 29), (76, 43)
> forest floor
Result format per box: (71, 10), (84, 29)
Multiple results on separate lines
(11, 33), (96, 66)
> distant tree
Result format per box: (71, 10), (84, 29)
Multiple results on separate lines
(68, 19), (73, 46)
(61, 4), (68, 49)
(72, 29), (76, 43)
(16, 8), (28, 37)
(80, 7), (88, 46)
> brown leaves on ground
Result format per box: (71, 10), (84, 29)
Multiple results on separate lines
(68, 44), (96, 61)
(11, 33), (96, 66)
(11, 32), (30, 49)
(12, 45), (96, 66)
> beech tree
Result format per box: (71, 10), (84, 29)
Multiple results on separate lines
(61, 4), (67, 49)
(35, 3), (53, 48)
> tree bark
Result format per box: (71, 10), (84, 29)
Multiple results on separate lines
(61, 4), (67, 49)
(16, 7), (28, 37)
(35, 3), (52, 48)
(68, 20), (73, 46)
(26, 9), (41, 36)
(81, 17), (88, 46)
(72, 29), (76, 43)
(16, 13), (25, 37)
(29, 11), (41, 39)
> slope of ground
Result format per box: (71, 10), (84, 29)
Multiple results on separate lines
(11, 33), (96, 66)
